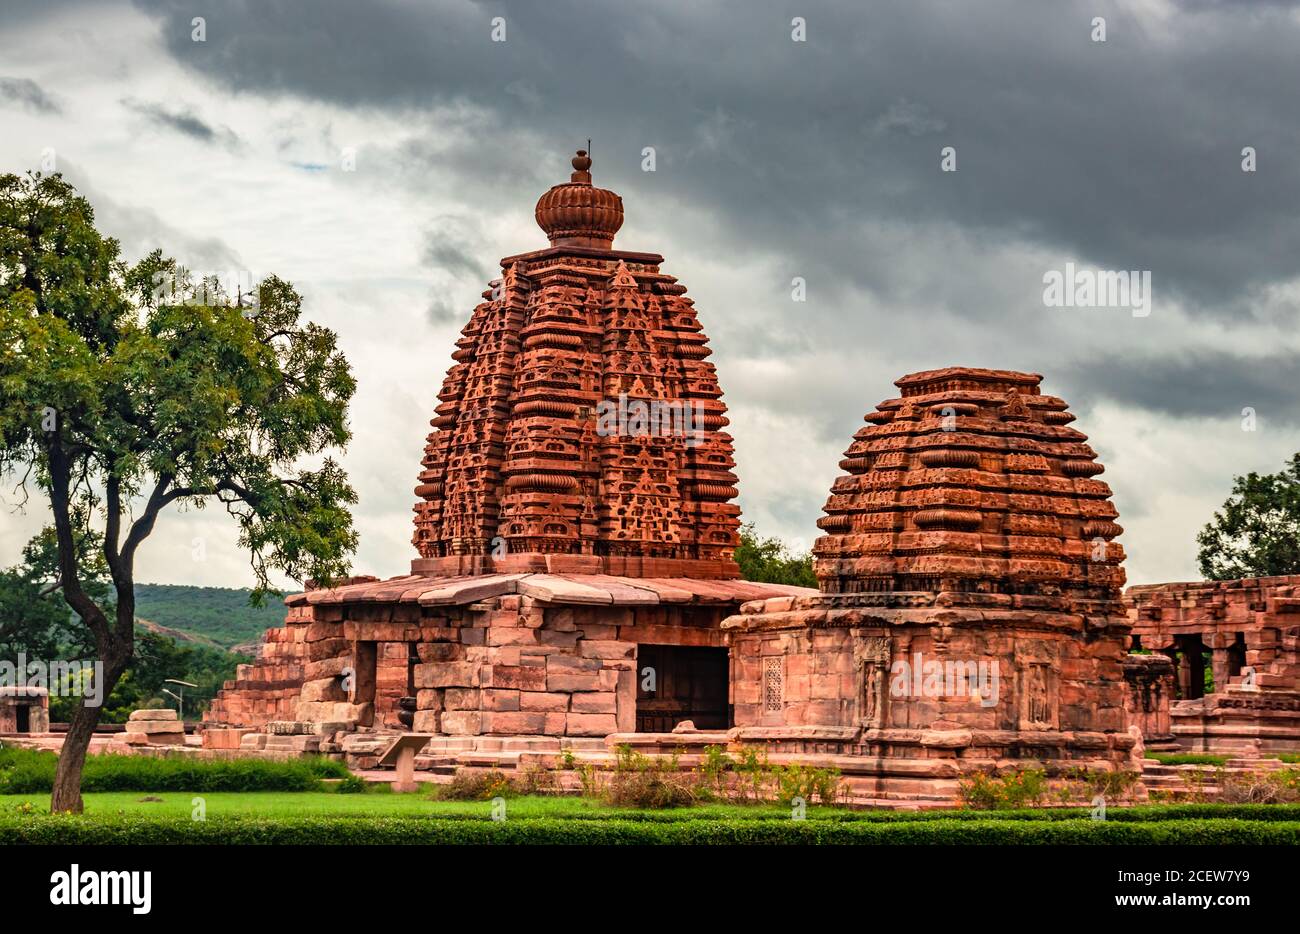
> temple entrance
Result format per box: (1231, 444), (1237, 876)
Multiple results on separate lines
(15, 704), (29, 733)
(635, 645), (729, 732)
(351, 641), (377, 727)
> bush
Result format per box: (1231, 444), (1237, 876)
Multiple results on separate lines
(606, 745), (696, 809)
(0, 747), (347, 794)
(2, 812), (1297, 845)
(1145, 752), (1230, 767)
(436, 769), (518, 801)
(1218, 767), (1300, 804)
(775, 764), (842, 806)
(334, 775), (367, 794)
(960, 770), (1050, 810)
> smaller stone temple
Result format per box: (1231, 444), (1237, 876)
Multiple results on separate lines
(724, 367), (1139, 798)
(1129, 577), (1300, 754)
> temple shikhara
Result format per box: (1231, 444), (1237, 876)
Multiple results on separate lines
(200, 150), (1300, 802)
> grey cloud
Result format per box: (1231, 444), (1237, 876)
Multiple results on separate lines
(127, 0), (1300, 316)
(121, 97), (242, 149)
(1059, 352), (1300, 425)
(0, 76), (61, 113)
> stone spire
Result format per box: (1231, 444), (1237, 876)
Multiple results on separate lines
(412, 149), (740, 577)
(534, 149), (625, 249)
(813, 366), (1125, 614)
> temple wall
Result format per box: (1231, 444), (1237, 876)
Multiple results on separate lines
(730, 616), (1129, 740)
(205, 604), (312, 729)
(206, 590), (735, 739)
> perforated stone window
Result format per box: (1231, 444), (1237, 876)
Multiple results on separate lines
(763, 657), (783, 713)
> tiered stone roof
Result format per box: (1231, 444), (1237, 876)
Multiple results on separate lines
(813, 367), (1125, 613)
(412, 151), (741, 577)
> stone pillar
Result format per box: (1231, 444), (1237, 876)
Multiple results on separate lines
(1210, 647), (1231, 694)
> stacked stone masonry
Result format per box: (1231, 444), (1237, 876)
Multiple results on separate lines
(1129, 577), (1300, 754)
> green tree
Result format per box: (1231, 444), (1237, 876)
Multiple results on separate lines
(0, 172), (357, 812)
(734, 523), (817, 587)
(1197, 454), (1300, 580)
(0, 517), (110, 661)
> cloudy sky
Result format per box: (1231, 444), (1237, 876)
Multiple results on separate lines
(2, 0), (1299, 590)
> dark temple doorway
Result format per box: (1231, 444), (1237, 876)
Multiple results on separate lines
(15, 704), (30, 733)
(635, 645), (729, 732)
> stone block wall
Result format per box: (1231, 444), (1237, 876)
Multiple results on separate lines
(412, 596), (725, 737)
(206, 587), (731, 739)
(205, 604), (312, 728)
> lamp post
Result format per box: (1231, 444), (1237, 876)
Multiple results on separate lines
(164, 678), (198, 719)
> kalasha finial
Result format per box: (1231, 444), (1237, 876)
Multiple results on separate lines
(571, 149), (593, 184)
(535, 146), (624, 249)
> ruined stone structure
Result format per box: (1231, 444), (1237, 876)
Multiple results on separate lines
(206, 152), (809, 748)
(1129, 577), (1300, 754)
(1121, 653), (1177, 750)
(723, 368), (1139, 798)
(0, 686), (48, 734)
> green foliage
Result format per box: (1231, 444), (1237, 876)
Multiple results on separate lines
(2, 811), (1297, 845)
(734, 523), (817, 587)
(1198, 453), (1300, 579)
(1, 170), (359, 806)
(0, 747), (347, 794)
(133, 583), (288, 649)
(436, 769), (519, 801)
(960, 768), (1142, 809)
(959, 770), (1050, 809)
(605, 745), (696, 809)
(44, 629), (244, 723)
(0, 520), (109, 660)
(333, 775), (367, 795)
(1144, 751), (1230, 767)
(775, 764), (843, 806)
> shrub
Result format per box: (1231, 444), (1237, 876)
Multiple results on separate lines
(692, 745), (732, 802)
(2, 813), (1298, 845)
(334, 775), (367, 794)
(605, 745), (696, 809)
(775, 764), (843, 806)
(1219, 768), (1300, 804)
(731, 746), (774, 804)
(0, 747), (347, 794)
(959, 770), (1049, 810)
(1145, 752), (1229, 767)
(437, 769), (518, 801)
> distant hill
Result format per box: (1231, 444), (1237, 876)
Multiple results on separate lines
(133, 584), (287, 650)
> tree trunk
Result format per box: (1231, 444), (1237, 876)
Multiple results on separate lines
(49, 652), (128, 814)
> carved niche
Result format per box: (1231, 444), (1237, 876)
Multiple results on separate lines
(853, 632), (891, 729)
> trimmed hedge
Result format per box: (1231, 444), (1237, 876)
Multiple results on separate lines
(2, 814), (1297, 845)
(0, 748), (348, 794)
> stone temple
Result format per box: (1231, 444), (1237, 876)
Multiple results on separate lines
(205, 151), (810, 755)
(202, 150), (1300, 795)
(722, 367), (1137, 799)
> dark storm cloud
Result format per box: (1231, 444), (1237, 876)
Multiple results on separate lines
(0, 77), (61, 113)
(1059, 352), (1300, 425)
(129, 0), (1300, 316)
(121, 97), (242, 149)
